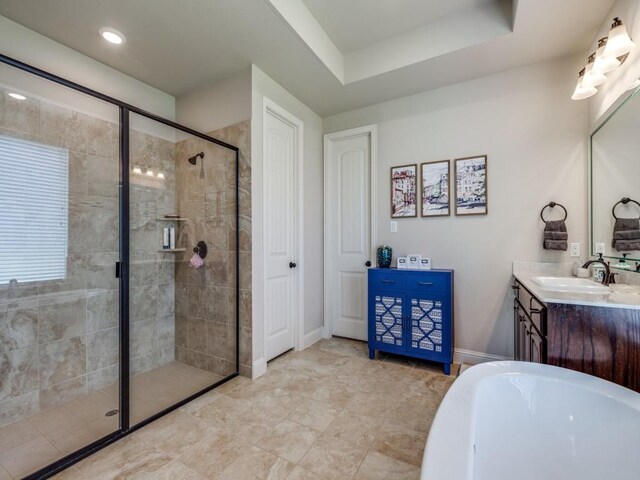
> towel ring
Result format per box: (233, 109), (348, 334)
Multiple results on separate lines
(540, 202), (567, 223)
(612, 197), (640, 219)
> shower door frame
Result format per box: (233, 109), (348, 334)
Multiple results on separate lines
(0, 53), (241, 480)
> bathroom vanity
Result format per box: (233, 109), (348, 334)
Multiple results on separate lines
(512, 263), (640, 392)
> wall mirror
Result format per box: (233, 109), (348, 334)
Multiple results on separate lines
(590, 86), (640, 272)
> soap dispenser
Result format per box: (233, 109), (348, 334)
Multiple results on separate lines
(613, 253), (632, 270)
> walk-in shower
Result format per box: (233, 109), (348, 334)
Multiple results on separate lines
(0, 54), (239, 479)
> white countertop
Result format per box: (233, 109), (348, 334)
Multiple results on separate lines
(513, 261), (640, 310)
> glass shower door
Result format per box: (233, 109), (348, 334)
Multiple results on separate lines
(0, 64), (121, 478)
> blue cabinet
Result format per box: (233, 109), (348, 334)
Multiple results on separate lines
(368, 268), (454, 375)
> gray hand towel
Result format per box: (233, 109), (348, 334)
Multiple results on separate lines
(612, 218), (640, 251)
(543, 220), (568, 251)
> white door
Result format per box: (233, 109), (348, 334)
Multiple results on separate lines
(264, 101), (299, 361)
(325, 127), (374, 341)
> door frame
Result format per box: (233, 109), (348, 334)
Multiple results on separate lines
(323, 124), (377, 339)
(261, 96), (305, 362)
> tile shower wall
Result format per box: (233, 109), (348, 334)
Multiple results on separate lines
(0, 90), (176, 427)
(174, 120), (251, 377)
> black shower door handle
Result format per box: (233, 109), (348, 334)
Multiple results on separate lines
(289, 262), (297, 268)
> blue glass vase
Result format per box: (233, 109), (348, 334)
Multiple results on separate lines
(377, 245), (392, 268)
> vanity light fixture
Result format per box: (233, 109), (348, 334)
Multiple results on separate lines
(603, 17), (636, 58)
(157, 172), (165, 179)
(99, 27), (126, 45)
(146, 169), (154, 177)
(8, 92), (26, 100)
(592, 38), (621, 74)
(572, 69), (597, 100)
(132, 165), (142, 174)
(581, 54), (608, 88)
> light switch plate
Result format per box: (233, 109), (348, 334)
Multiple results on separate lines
(390, 221), (398, 233)
(570, 243), (580, 257)
(594, 242), (605, 254)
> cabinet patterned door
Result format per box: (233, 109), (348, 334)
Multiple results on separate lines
(373, 293), (404, 348)
(406, 294), (449, 361)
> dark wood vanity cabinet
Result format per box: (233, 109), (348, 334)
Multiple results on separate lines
(513, 282), (547, 364)
(513, 278), (640, 392)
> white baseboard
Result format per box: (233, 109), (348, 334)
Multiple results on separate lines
(252, 357), (267, 380)
(454, 348), (511, 366)
(322, 325), (331, 339)
(303, 327), (324, 349)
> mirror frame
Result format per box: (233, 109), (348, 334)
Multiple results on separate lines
(589, 84), (640, 263)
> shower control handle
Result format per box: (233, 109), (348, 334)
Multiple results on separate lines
(365, 261), (372, 267)
(289, 262), (297, 269)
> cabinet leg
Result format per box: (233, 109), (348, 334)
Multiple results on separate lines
(443, 363), (451, 376)
(368, 348), (375, 360)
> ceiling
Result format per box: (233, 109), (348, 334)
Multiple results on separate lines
(301, 0), (498, 53)
(0, 0), (615, 116)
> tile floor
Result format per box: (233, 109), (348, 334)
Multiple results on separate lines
(48, 338), (458, 480)
(0, 362), (222, 479)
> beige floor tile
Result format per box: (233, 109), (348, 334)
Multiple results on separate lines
(51, 465), (86, 479)
(287, 397), (342, 432)
(216, 445), (294, 480)
(134, 410), (217, 456)
(0, 418), (41, 453)
(0, 464), (11, 480)
(285, 466), (330, 480)
(257, 419), (319, 463)
(224, 406), (283, 443)
(190, 393), (252, 423)
(73, 435), (175, 479)
(321, 411), (378, 448)
(355, 451), (420, 480)
(299, 437), (368, 478)
(0, 435), (60, 478)
(370, 422), (427, 467)
(178, 428), (253, 476)
(129, 459), (206, 480)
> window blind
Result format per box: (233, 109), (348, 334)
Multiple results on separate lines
(0, 134), (69, 285)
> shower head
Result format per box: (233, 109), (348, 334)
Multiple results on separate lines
(188, 152), (204, 165)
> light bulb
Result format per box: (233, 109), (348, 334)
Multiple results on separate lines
(146, 169), (154, 176)
(581, 54), (607, 88)
(99, 27), (126, 45)
(592, 37), (620, 74)
(572, 69), (597, 100)
(157, 172), (165, 179)
(603, 18), (636, 58)
(132, 165), (142, 174)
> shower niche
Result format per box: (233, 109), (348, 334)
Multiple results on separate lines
(0, 56), (239, 479)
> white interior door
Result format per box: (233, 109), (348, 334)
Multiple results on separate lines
(264, 101), (298, 361)
(325, 128), (374, 341)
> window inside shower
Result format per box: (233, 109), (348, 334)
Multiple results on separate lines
(0, 58), (239, 479)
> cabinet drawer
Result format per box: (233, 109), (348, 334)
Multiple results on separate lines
(515, 282), (546, 336)
(369, 272), (406, 291)
(406, 272), (449, 294)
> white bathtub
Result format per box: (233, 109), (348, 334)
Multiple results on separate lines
(421, 362), (640, 480)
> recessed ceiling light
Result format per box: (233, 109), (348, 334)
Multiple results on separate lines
(8, 92), (26, 100)
(99, 27), (126, 45)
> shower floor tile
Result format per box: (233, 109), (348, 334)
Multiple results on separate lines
(47, 338), (459, 480)
(0, 361), (222, 479)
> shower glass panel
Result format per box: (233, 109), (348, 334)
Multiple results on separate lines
(129, 112), (238, 425)
(0, 64), (120, 478)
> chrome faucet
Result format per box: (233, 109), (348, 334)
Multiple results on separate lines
(582, 255), (612, 285)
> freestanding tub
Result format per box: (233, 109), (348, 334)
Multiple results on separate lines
(421, 362), (640, 480)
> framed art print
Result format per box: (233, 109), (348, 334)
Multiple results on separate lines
(454, 155), (488, 216)
(391, 164), (417, 218)
(420, 160), (450, 217)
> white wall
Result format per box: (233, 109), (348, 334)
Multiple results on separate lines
(323, 57), (589, 359)
(251, 65), (324, 373)
(175, 68), (251, 132)
(0, 15), (174, 119)
(587, 0), (640, 128)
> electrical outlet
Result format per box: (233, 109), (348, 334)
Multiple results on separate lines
(390, 221), (398, 233)
(570, 243), (580, 257)
(595, 242), (605, 254)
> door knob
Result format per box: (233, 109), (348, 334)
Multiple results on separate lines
(289, 262), (297, 268)
(365, 261), (372, 267)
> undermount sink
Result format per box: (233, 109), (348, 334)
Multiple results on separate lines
(531, 276), (611, 294)
(609, 284), (640, 305)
